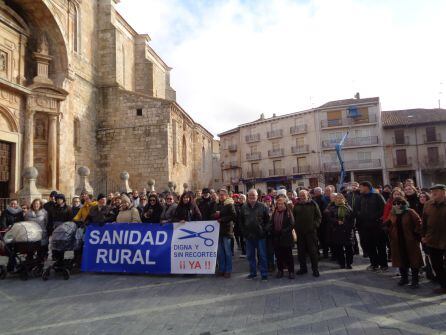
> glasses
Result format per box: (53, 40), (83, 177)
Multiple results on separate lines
(166, 198), (173, 201)
(394, 201), (404, 206)
(150, 199), (156, 202)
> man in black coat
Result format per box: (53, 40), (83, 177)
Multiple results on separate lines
(356, 181), (387, 271)
(197, 188), (214, 220)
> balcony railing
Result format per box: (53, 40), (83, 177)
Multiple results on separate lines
(293, 166), (311, 174)
(324, 159), (381, 172)
(267, 129), (283, 139)
(246, 170), (263, 178)
(322, 136), (379, 149)
(320, 113), (377, 128)
(269, 168), (286, 176)
(291, 145), (310, 155)
(393, 157), (413, 168)
(246, 152), (262, 161)
(423, 155), (445, 169)
(268, 148), (285, 158)
(245, 134), (261, 143)
(223, 161), (239, 169)
(423, 133), (442, 144)
(290, 124), (308, 135)
(393, 136), (410, 145)
(228, 144), (237, 152)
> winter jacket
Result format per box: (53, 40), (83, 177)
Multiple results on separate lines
(356, 191), (386, 231)
(270, 208), (295, 248)
(292, 200), (321, 235)
(116, 207), (142, 223)
(197, 197), (214, 220)
(346, 190), (361, 217)
(239, 201), (271, 240)
(422, 199), (446, 250)
(214, 198), (236, 237)
(0, 207), (24, 230)
(324, 203), (354, 246)
(406, 193), (422, 217)
(388, 209), (423, 268)
(160, 203), (178, 222)
(141, 204), (163, 223)
(172, 203), (202, 222)
(48, 205), (73, 235)
(73, 201), (98, 223)
(87, 205), (114, 225)
(25, 209), (49, 245)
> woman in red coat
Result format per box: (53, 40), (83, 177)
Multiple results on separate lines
(387, 197), (424, 288)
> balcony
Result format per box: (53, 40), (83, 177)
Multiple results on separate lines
(267, 129), (283, 139)
(246, 152), (262, 161)
(324, 159), (381, 172)
(269, 168), (286, 176)
(245, 134), (260, 143)
(293, 166), (311, 174)
(320, 113), (377, 129)
(422, 155), (445, 169)
(223, 161), (239, 169)
(268, 148), (285, 158)
(393, 136), (410, 146)
(228, 144), (237, 152)
(393, 157), (413, 168)
(291, 145), (310, 155)
(423, 133), (442, 144)
(246, 170), (263, 178)
(290, 124), (308, 135)
(321, 136), (379, 149)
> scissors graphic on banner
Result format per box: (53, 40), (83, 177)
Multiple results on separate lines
(178, 224), (215, 246)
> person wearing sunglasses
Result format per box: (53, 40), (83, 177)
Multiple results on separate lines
(387, 196), (423, 288)
(142, 194), (163, 223)
(160, 193), (177, 223)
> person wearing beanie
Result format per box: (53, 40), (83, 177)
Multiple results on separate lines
(48, 194), (72, 236)
(387, 197), (423, 288)
(116, 194), (142, 223)
(197, 188), (214, 220)
(87, 193), (113, 226)
(357, 181), (388, 272)
(43, 190), (58, 215)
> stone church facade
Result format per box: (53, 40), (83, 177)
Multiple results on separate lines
(0, 0), (214, 200)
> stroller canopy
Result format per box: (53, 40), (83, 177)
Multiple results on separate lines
(4, 221), (43, 244)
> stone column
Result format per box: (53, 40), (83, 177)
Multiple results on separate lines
(48, 114), (58, 190)
(18, 167), (42, 205)
(120, 171), (132, 193)
(147, 179), (155, 192)
(76, 166), (94, 196)
(23, 109), (34, 169)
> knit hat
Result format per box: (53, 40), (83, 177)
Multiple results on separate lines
(359, 181), (373, 190)
(264, 195), (272, 201)
(277, 189), (287, 197)
(97, 193), (107, 201)
(202, 188), (210, 194)
(232, 193), (240, 199)
(50, 191), (58, 197)
(55, 194), (66, 202)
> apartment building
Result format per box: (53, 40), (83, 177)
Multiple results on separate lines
(317, 97), (386, 187)
(382, 109), (446, 187)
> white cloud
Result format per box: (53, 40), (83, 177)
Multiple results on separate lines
(116, 0), (446, 136)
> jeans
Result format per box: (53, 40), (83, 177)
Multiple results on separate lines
(246, 239), (267, 277)
(217, 237), (233, 273)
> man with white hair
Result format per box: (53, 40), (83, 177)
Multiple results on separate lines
(240, 189), (271, 280)
(293, 189), (322, 277)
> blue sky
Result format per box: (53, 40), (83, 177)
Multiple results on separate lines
(117, 0), (446, 136)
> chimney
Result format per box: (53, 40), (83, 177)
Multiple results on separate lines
(354, 92), (360, 99)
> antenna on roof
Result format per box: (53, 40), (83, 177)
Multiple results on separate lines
(354, 92), (360, 99)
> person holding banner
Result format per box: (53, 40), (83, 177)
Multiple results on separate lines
(240, 189), (271, 281)
(173, 192), (202, 223)
(160, 193), (178, 223)
(214, 189), (236, 278)
(116, 195), (142, 223)
(142, 194), (163, 223)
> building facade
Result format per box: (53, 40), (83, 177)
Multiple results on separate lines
(0, 0), (214, 200)
(382, 109), (446, 188)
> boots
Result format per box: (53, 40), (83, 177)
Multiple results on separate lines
(409, 268), (419, 289)
(398, 268), (409, 286)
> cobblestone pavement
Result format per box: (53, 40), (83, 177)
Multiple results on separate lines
(0, 251), (446, 335)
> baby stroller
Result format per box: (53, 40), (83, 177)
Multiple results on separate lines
(42, 221), (82, 280)
(0, 222), (44, 280)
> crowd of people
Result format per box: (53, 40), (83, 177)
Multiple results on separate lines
(0, 179), (445, 294)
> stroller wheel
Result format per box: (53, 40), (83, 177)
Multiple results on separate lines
(42, 268), (50, 281)
(32, 266), (43, 278)
(20, 270), (28, 281)
(63, 268), (70, 280)
(0, 265), (6, 280)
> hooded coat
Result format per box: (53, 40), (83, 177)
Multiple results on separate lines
(214, 197), (236, 237)
(324, 203), (354, 246)
(25, 209), (49, 245)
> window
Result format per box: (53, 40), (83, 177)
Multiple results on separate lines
(353, 108), (370, 123)
(297, 157), (307, 167)
(74, 118), (81, 150)
(250, 145), (257, 153)
(202, 146), (206, 172)
(272, 141), (280, 151)
(396, 149), (408, 166)
(294, 118), (304, 126)
(69, 2), (80, 53)
(172, 120), (177, 163)
(273, 160), (282, 174)
(271, 122), (278, 131)
(357, 151), (371, 162)
(327, 110), (342, 126)
(427, 147), (439, 163)
(182, 135), (187, 165)
(136, 108), (143, 116)
(394, 129), (405, 144)
(296, 137), (305, 146)
(426, 126), (437, 142)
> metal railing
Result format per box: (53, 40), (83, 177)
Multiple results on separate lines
(423, 133), (442, 144)
(267, 129), (283, 139)
(269, 168), (286, 176)
(245, 134), (261, 143)
(393, 157), (412, 168)
(290, 124), (307, 135)
(228, 144), (237, 152)
(322, 136), (379, 149)
(393, 135), (410, 145)
(293, 166), (310, 174)
(320, 113), (377, 128)
(324, 159), (381, 172)
(291, 145), (310, 154)
(268, 148), (285, 158)
(246, 170), (263, 178)
(246, 152), (262, 161)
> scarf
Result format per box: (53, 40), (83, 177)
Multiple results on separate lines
(273, 209), (285, 232)
(336, 204), (348, 220)
(391, 204), (409, 215)
(7, 206), (22, 215)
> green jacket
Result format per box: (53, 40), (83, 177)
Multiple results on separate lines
(293, 200), (321, 234)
